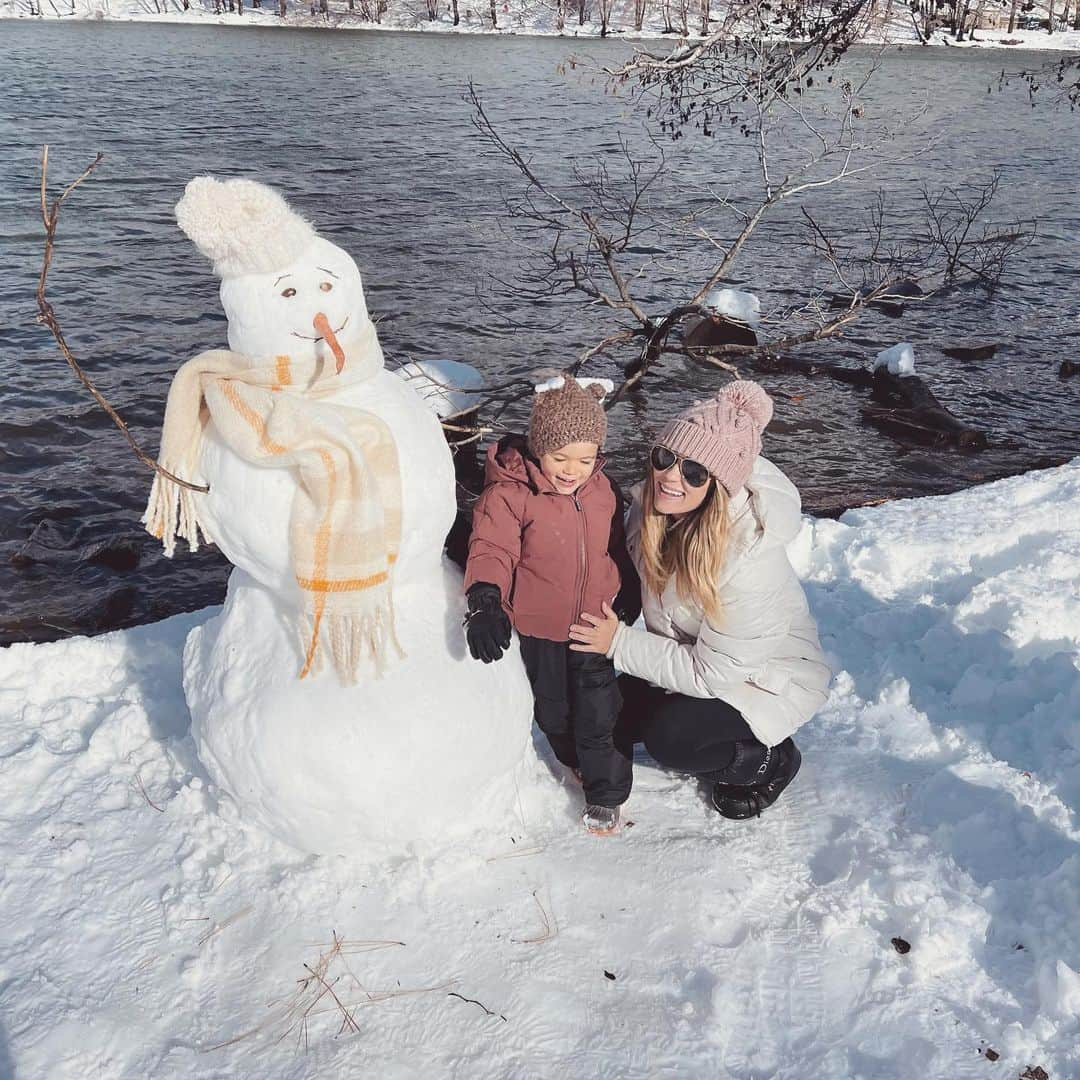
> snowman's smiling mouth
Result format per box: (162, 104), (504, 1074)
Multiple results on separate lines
(292, 315), (349, 341)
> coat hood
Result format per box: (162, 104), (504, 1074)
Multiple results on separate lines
(736, 456), (804, 553)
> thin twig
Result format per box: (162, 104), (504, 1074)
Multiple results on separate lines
(133, 771), (165, 813)
(512, 889), (558, 945)
(447, 991), (508, 1022)
(35, 146), (208, 494)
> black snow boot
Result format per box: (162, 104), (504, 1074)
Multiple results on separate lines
(710, 739), (802, 820)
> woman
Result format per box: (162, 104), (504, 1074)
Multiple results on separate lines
(569, 381), (831, 819)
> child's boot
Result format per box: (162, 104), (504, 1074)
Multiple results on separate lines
(582, 803), (620, 836)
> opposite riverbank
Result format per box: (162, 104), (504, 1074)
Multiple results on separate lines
(5, 0), (1080, 53)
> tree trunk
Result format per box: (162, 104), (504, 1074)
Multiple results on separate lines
(957, 0), (971, 37)
(1007, 0), (1018, 31)
(278, 0), (286, 13)
(489, 0), (496, 24)
(555, 0), (564, 29)
(699, 0), (708, 33)
(452, 0), (459, 22)
(319, 0), (327, 13)
(579, 0), (586, 25)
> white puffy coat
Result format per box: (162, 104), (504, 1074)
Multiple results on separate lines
(608, 457), (831, 747)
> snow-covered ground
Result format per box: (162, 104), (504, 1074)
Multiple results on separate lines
(1, 459), (1077, 1078)
(5, 0), (1080, 53)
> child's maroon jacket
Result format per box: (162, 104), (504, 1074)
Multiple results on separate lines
(464, 435), (627, 643)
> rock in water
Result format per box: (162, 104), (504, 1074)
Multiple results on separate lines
(941, 343), (998, 362)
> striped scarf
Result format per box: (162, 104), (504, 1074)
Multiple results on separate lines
(143, 320), (403, 684)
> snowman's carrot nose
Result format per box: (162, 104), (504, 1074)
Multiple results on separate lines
(313, 312), (346, 375)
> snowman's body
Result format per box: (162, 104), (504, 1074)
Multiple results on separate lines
(165, 180), (538, 856)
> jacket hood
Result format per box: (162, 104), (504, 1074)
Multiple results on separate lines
(484, 434), (606, 495)
(739, 457), (803, 551)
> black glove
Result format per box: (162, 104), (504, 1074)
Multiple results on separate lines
(465, 583), (512, 663)
(613, 571), (642, 627)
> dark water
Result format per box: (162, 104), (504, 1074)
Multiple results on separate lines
(1, 22), (1078, 644)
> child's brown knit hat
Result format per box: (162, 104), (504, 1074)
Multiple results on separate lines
(527, 375), (612, 458)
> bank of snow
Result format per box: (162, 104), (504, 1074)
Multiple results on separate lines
(1, 459), (1077, 1078)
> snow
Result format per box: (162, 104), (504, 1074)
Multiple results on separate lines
(702, 287), (762, 330)
(872, 341), (917, 377)
(2, 457), (1077, 1077)
(395, 359), (485, 420)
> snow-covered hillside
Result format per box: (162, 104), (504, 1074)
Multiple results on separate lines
(0, 459), (1077, 1078)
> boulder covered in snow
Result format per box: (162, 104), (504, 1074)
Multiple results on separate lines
(395, 359), (486, 420)
(684, 287), (761, 352)
(872, 342), (917, 377)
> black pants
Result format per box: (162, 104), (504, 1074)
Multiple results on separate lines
(519, 636), (632, 808)
(615, 674), (761, 780)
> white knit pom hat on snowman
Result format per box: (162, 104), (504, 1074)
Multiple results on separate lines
(175, 176), (319, 279)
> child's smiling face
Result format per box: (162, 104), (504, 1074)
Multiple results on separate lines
(538, 441), (599, 495)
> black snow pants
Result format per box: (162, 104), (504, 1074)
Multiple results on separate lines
(518, 636), (632, 808)
(615, 674), (766, 781)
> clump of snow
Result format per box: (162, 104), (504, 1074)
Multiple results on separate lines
(395, 358), (485, 420)
(872, 342), (917, 377)
(1, 458), (1077, 1076)
(702, 287), (761, 329)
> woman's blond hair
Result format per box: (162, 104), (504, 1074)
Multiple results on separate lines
(638, 475), (730, 621)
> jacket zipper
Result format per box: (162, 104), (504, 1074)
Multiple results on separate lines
(572, 493), (587, 628)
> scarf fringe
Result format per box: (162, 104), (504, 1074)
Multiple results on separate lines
(300, 600), (405, 685)
(142, 468), (209, 558)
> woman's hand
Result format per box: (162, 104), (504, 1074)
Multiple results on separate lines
(569, 601), (620, 654)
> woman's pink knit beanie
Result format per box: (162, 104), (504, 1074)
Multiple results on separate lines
(656, 381), (774, 496)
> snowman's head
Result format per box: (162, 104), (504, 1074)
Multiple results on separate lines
(177, 176), (370, 369)
(220, 236), (369, 366)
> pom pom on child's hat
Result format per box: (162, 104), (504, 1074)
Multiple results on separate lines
(656, 380), (774, 496)
(527, 374), (614, 459)
(175, 176), (318, 279)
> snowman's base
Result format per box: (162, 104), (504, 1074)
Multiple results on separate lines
(183, 562), (540, 856)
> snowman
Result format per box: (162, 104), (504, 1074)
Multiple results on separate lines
(144, 178), (538, 856)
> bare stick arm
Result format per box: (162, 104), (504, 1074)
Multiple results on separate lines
(34, 145), (209, 494)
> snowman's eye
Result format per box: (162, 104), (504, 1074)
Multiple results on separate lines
(319, 282), (333, 293)
(281, 287), (297, 298)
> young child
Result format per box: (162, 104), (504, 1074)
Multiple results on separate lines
(463, 375), (640, 835)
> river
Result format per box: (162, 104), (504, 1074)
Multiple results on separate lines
(1, 21), (1077, 642)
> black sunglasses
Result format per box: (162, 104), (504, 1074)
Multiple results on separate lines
(650, 445), (711, 488)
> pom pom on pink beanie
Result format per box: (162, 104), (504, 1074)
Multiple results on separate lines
(656, 380), (774, 496)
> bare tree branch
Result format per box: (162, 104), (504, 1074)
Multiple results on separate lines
(35, 146), (209, 494)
